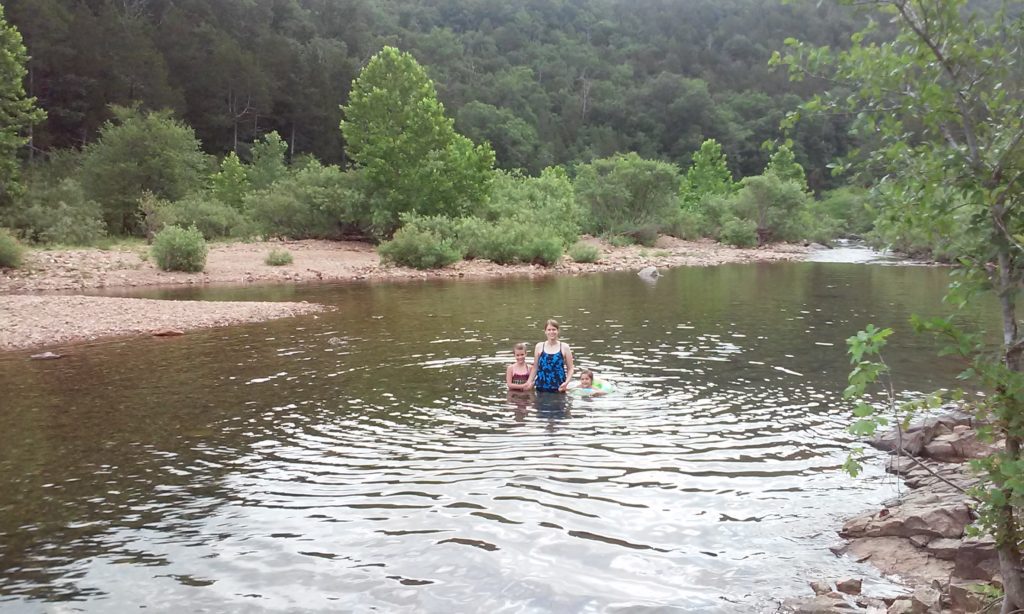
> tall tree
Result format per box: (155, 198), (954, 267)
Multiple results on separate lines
(340, 46), (494, 236)
(776, 1), (1024, 609)
(0, 3), (44, 205)
(680, 139), (736, 208)
(79, 105), (210, 235)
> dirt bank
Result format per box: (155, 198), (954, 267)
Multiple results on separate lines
(0, 237), (810, 352)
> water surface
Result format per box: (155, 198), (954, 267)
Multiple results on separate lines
(0, 262), (976, 612)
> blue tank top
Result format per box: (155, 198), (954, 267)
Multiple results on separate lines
(534, 343), (566, 392)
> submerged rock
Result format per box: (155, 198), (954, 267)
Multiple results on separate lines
(30, 351), (64, 360)
(637, 265), (661, 279)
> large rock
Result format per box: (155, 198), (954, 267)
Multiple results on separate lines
(843, 537), (955, 587)
(637, 266), (661, 280)
(841, 498), (971, 539)
(884, 457), (977, 495)
(786, 595), (862, 613)
(887, 599), (914, 614)
(948, 580), (988, 612)
(871, 412), (974, 455)
(923, 537), (960, 560)
(953, 536), (1000, 581)
(909, 586), (941, 613)
(923, 429), (997, 462)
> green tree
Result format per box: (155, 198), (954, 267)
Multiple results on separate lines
(776, 0), (1024, 607)
(210, 151), (249, 209)
(79, 105), (210, 235)
(681, 139), (736, 208)
(340, 46), (495, 236)
(764, 142), (807, 192)
(248, 131), (288, 190)
(455, 101), (548, 173)
(0, 4), (44, 206)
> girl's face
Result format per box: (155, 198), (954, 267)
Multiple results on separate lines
(544, 324), (559, 340)
(514, 348), (526, 363)
(580, 373), (593, 387)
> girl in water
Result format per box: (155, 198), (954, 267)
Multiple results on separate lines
(505, 342), (533, 391)
(533, 319), (574, 393)
(569, 369), (614, 397)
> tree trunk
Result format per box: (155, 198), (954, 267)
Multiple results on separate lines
(996, 245), (1024, 611)
(27, 65), (34, 163)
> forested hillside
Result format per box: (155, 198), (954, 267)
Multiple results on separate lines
(5, 0), (859, 186)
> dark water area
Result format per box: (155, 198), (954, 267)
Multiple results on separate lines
(0, 261), (985, 612)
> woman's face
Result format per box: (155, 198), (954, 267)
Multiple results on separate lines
(544, 324), (559, 340)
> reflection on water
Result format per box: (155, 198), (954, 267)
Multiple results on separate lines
(0, 262), (982, 612)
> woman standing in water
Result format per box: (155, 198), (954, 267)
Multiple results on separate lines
(533, 319), (574, 393)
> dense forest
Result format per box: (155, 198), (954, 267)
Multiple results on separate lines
(4, 0), (860, 186)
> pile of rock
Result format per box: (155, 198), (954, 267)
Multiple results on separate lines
(785, 411), (1001, 613)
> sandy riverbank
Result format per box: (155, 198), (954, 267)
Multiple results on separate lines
(0, 236), (810, 352)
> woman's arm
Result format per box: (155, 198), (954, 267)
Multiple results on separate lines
(559, 344), (574, 392)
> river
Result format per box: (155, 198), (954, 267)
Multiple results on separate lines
(0, 258), (981, 612)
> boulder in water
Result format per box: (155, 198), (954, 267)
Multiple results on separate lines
(637, 266), (661, 280)
(30, 351), (64, 360)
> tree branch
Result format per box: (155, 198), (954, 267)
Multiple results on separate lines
(892, 0), (982, 167)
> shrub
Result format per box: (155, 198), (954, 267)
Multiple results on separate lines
(618, 223), (660, 247)
(569, 241), (601, 263)
(818, 186), (874, 236)
(521, 233), (563, 265)
(6, 178), (107, 245)
(730, 174), (810, 244)
(154, 193), (252, 240)
(663, 208), (706, 240)
(0, 229), (25, 268)
(245, 163), (365, 239)
(151, 225), (207, 272)
(265, 249), (293, 266)
(453, 216), (490, 260)
(39, 209), (108, 246)
(575, 153), (681, 236)
(461, 217), (562, 265)
(378, 226), (461, 269)
(484, 168), (579, 247)
(719, 217), (758, 248)
(607, 234), (635, 247)
(395, 212), (565, 266)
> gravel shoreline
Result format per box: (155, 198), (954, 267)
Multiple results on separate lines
(0, 237), (809, 352)
(0, 295), (327, 352)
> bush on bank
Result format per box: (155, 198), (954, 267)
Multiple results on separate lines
(0, 229), (25, 268)
(264, 249), (293, 266)
(378, 224), (462, 270)
(151, 225), (208, 272)
(5, 178), (107, 246)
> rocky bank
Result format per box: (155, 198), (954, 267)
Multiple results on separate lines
(784, 412), (1002, 613)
